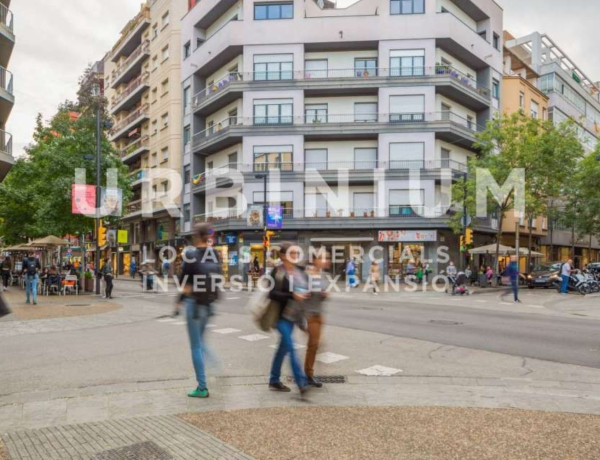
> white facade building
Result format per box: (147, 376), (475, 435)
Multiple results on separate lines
(180, 0), (503, 278)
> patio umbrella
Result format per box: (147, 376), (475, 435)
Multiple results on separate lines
(27, 236), (69, 247)
(468, 244), (516, 255)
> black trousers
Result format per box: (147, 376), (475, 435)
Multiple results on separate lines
(1, 272), (9, 288)
(105, 275), (114, 298)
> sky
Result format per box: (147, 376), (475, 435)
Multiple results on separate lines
(7, 0), (600, 157)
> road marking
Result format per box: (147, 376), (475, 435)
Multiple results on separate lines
(227, 297), (241, 300)
(206, 324), (216, 328)
(357, 365), (403, 376)
(239, 333), (270, 342)
(316, 352), (349, 364)
(173, 321), (187, 325)
(212, 328), (241, 334)
(269, 343), (306, 350)
(157, 318), (176, 323)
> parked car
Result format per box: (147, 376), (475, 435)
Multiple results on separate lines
(527, 262), (562, 288)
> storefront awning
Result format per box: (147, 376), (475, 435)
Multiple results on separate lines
(310, 237), (374, 243)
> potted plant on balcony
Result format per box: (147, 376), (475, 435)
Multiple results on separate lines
(350, 211), (355, 217)
(363, 210), (368, 217)
(435, 62), (445, 75)
(370, 210), (375, 217)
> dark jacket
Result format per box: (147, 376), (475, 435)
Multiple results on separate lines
(180, 246), (221, 304)
(22, 257), (41, 276)
(268, 266), (293, 318)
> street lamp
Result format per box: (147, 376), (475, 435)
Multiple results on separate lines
(93, 82), (102, 295)
(254, 171), (268, 265)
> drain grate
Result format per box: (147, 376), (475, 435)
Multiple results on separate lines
(429, 320), (462, 326)
(92, 441), (172, 460)
(287, 375), (346, 384)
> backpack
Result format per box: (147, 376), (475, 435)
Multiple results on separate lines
(24, 258), (38, 276)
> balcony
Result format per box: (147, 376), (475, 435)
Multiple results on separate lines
(121, 136), (150, 164)
(0, 128), (13, 181)
(0, 3), (13, 66)
(192, 112), (483, 154)
(129, 169), (148, 188)
(111, 7), (150, 63)
(0, 65), (13, 120)
(193, 66), (491, 115)
(110, 104), (150, 142)
(193, 205), (451, 231)
(111, 41), (150, 89)
(111, 72), (150, 114)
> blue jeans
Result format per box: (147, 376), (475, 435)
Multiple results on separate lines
(270, 318), (307, 388)
(561, 275), (569, 293)
(25, 274), (38, 303)
(185, 298), (212, 390)
(511, 280), (519, 301)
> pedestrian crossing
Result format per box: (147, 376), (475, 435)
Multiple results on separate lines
(153, 316), (400, 377)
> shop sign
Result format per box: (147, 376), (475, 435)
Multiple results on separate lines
(225, 233), (237, 245)
(247, 205), (263, 227)
(117, 230), (128, 244)
(378, 230), (437, 242)
(266, 205), (283, 230)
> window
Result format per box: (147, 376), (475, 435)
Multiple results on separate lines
(183, 86), (191, 112)
(493, 33), (500, 50)
(161, 11), (170, 28)
(183, 204), (191, 223)
(183, 125), (191, 146)
(441, 148), (450, 168)
(253, 54), (293, 80)
(228, 109), (238, 126)
(354, 58), (377, 77)
(305, 59), (328, 79)
(254, 2), (293, 20)
(152, 152), (158, 166)
(389, 143), (424, 169)
(389, 49), (424, 77)
(152, 88), (158, 103)
(152, 56), (158, 71)
(253, 145), (293, 171)
(389, 95), (425, 122)
(492, 79), (500, 99)
(441, 103), (451, 120)
(354, 193), (375, 215)
(228, 152), (238, 169)
(531, 100), (539, 119)
(161, 112), (169, 128)
(478, 30), (487, 41)
(183, 164), (191, 185)
(161, 45), (169, 62)
(389, 189), (424, 216)
(253, 99), (293, 125)
(305, 104), (328, 123)
(305, 149), (328, 169)
(162, 181), (168, 193)
(161, 147), (169, 162)
(152, 120), (158, 135)
(253, 191), (293, 216)
(390, 0), (424, 15)
(161, 79), (169, 95)
(519, 92), (525, 109)
(354, 102), (378, 122)
(152, 24), (158, 39)
(305, 193), (328, 217)
(152, 185), (158, 197)
(542, 107), (547, 120)
(183, 41), (191, 59)
(354, 148), (377, 169)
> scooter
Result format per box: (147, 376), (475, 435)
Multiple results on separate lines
(555, 273), (590, 295)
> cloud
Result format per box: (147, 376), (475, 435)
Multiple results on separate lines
(8, 0), (142, 157)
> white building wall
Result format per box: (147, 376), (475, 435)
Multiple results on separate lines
(206, 99), (242, 127)
(205, 56), (244, 87)
(304, 140), (378, 166)
(435, 94), (477, 120)
(304, 50), (379, 73)
(205, 2), (242, 37)
(379, 39), (436, 71)
(242, 135), (304, 168)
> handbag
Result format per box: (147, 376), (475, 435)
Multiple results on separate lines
(248, 270), (285, 332)
(0, 292), (11, 318)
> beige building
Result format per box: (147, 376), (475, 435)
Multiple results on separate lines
(104, 0), (185, 272)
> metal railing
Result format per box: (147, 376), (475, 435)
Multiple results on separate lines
(121, 136), (149, 158)
(111, 104), (149, 135)
(112, 72), (149, 108)
(192, 111), (484, 145)
(0, 4), (13, 34)
(0, 129), (12, 156)
(192, 65), (490, 107)
(0, 66), (12, 95)
(111, 40), (150, 82)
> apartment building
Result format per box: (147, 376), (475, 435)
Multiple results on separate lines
(500, 34), (549, 270)
(181, 0), (503, 280)
(104, 0), (185, 272)
(506, 32), (600, 267)
(0, 0), (14, 182)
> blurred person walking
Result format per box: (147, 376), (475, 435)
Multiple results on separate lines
(369, 260), (380, 294)
(1, 255), (11, 291)
(22, 252), (41, 305)
(101, 257), (114, 299)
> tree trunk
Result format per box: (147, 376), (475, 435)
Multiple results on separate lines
(494, 210), (506, 284)
(571, 224), (576, 264)
(527, 217), (533, 274)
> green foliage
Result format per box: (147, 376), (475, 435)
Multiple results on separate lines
(0, 66), (131, 244)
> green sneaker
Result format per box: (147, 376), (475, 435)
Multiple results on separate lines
(187, 388), (209, 398)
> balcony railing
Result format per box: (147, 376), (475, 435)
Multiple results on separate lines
(112, 72), (149, 108)
(121, 136), (149, 158)
(0, 4), (14, 34)
(193, 205), (450, 223)
(192, 66), (489, 108)
(192, 112), (484, 145)
(0, 128), (12, 156)
(0, 66), (12, 95)
(111, 104), (149, 135)
(111, 40), (150, 82)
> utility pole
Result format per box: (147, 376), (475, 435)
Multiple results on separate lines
(94, 84), (102, 295)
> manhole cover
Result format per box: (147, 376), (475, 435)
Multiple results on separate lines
(286, 375), (346, 384)
(429, 320), (462, 326)
(67, 304), (91, 307)
(93, 441), (172, 460)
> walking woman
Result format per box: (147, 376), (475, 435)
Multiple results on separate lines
(1, 255), (11, 291)
(303, 250), (331, 388)
(268, 242), (310, 395)
(369, 260), (380, 294)
(101, 257), (114, 299)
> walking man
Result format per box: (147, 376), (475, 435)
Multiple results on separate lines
(560, 259), (573, 295)
(177, 223), (221, 399)
(22, 252), (41, 305)
(504, 255), (520, 303)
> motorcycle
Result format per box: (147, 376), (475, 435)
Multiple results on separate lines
(555, 272), (591, 295)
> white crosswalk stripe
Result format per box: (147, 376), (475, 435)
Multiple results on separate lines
(238, 334), (270, 342)
(316, 352), (349, 364)
(212, 328), (241, 334)
(357, 365), (402, 376)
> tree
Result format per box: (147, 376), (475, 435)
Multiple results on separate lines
(0, 67), (130, 244)
(451, 112), (583, 273)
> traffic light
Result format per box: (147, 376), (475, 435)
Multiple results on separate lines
(459, 235), (465, 252)
(263, 231), (276, 249)
(465, 228), (473, 245)
(98, 223), (107, 247)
